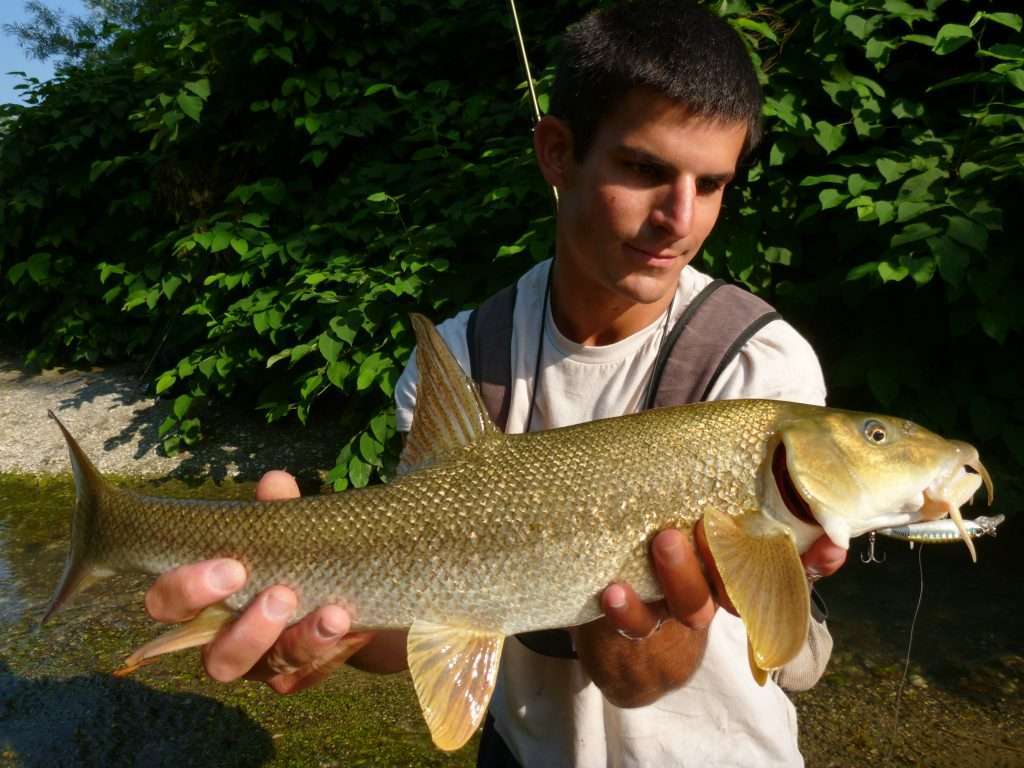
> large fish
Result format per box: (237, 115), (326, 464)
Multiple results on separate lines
(43, 314), (993, 751)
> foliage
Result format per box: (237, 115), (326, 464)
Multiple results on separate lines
(3, 0), (156, 65)
(1, 0), (1021, 489)
(706, 0), (1024, 474)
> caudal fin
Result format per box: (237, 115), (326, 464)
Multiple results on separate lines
(42, 410), (115, 623)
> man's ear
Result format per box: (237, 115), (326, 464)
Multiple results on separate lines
(533, 115), (575, 189)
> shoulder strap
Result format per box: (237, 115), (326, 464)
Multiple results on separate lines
(466, 282), (517, 431)
(645, 281), (782, 409)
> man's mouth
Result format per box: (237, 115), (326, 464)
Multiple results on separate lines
(772, 443), (816, 526)
(625, 244), (677, 262)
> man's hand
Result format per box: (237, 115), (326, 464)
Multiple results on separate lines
(575, 522), (847, 708)
(143, 470), (380, 694)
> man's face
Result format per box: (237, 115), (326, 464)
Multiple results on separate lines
(553, 89), (747, 311)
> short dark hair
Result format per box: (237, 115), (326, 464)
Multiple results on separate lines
(549, 0), (763, 160)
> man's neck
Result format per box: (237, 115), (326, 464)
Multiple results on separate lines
(548, 260), (677, 347)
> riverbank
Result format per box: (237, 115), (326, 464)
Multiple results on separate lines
(0, 356), (339, 482)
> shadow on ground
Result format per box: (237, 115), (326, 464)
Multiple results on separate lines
(0, 659), (274, 767)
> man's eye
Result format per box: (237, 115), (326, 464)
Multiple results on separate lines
(697, 178), (725, 195)
(628, 162), (661, 179)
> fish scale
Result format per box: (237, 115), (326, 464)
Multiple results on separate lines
(75, 399), (776, 635)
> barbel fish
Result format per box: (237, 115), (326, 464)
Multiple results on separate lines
(43, 314), (994, 750)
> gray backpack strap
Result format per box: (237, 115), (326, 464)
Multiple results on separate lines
(646, 281), (781, 409)
(467, 283), (517, 431)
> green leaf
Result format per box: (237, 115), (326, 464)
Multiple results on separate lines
(162, 275), (182, 299)
(844, 14), (871, 40)
(349, 456), (371, 488)
(211, 230), (232, 252)
(891, 223), (941, 247)
(370, 413), (389, 443)
(876, 158), (909, 183)
(896, 201), (936, 222)
(847, 174), (880, 196)
(158, 416), (177, 438)
(327, 361), (351, 388)
(173, 394), (193, 420)
(819, 189), (849, 210)
(907, 256), (936, 285)
(878, 261), (909, 282)
(27, 252), (50, 283)
(185, 78), (211, 100)
(800, 174), (846, 187)
(733, 17), (778, 42)
(300, 373), (323, 401)
(933, 24), (973, 55)
(156, 372), (176, 394)
(318, 332), (343, 363)
(946, 216), (988, 252)
(364, 83), (394, 96)
(357, 352), (388, 390)
(927, 236), (970, 287)
(846, 262), (879, 281)
(891, 99), (924, 119)
(874, 201), (895, 225)
(971, 12), (1022, 33)
(330, 317), (357, 344)
(1006, 69), (1024, 93)
(883, 0), (934, 23)
(230, 238), (249, 256)
(830, 1), (853, 21)
(359, 432), (382, 464)
(177, 93), (203, 122)
(814, 121), (847, 153)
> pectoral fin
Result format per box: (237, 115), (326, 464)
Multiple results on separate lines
(406, 619), (505, 751)
(703, 507), (809, 683)
(114, 604), (234, 676)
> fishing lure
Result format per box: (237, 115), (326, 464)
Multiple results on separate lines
(861, 514), (1005, 564)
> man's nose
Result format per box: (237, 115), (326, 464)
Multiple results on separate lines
(650, 179), (694, 240)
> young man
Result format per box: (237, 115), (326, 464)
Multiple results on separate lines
(144, 2), (846, 765)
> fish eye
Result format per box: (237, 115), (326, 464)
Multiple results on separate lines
(863, 420), (887, 444)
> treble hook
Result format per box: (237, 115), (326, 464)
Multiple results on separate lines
(861, 531), (886, 564)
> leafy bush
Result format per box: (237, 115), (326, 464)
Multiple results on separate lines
(1, 0), (1021, 493)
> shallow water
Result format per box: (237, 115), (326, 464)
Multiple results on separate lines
(0, 475), (475, 767)
(0, 472), (1019, 767)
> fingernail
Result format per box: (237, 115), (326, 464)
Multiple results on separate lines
(656, 532), (685, 565)
(606, 585), (627, 609)
(263, 590), (295, 621)
(316, 610), (347, 640)
(208, 560), (245, 592)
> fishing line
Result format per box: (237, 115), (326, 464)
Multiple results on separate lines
(884, 544), (925, 763)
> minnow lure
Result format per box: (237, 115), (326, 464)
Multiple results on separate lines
(861, 514), (1005, 563)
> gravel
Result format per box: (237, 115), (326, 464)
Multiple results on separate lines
(0, 356), (339, 481)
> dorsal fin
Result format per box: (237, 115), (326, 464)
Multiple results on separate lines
(397, 314), (498, 475)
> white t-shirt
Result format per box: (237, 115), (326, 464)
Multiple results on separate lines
(394, 260), (827, 768)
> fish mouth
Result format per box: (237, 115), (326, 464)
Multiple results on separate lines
(772, 443), (817, 526)
(918, 441), (993, 562)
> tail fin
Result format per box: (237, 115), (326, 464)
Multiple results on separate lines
(42, 410), (114, 623)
